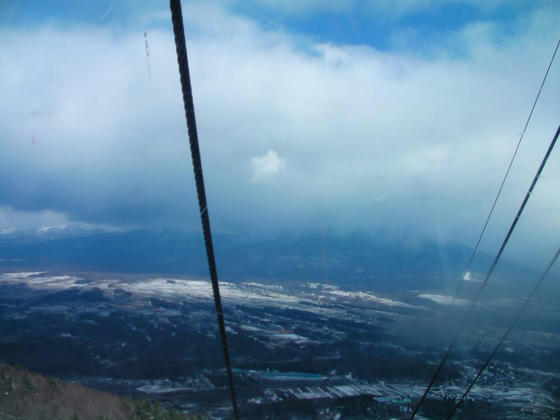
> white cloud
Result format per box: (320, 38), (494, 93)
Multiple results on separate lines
(250, 150), (286, 184)
(0, 2), (559, 266)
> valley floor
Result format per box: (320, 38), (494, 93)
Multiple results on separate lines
(1, 271), (559, 419)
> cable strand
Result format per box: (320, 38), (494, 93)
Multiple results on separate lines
(410, 123), (560, 419)
(169, 1), (239, 418)
(456, 38), (560, 297)
(447, 247), (560, 419)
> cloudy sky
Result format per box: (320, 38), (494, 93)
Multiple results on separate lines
(1, 0), (559, 265)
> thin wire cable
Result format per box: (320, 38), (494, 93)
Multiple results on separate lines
(169, 1), (239, 418)
(456, 38), (560, 297)
(144, 32), (152, 80)
(410, 123), (560, 419)
(447, 247), (560, 419)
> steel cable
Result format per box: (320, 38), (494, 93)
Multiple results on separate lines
(169, 1), (239, 418)
(410, 123), (560, 419)
(455, 38), (560, 298)
(447, 247), (560, 419)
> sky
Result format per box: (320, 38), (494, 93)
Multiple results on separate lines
(0, 0), (559, 266)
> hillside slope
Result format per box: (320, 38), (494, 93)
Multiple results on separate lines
(0, 362), (202, 420)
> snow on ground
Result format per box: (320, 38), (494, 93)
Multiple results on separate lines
(326, 289), (412, 308)
(0, 271), (420, 314)
(304, 282), (412, 308)
(270, 333), (309, 343)
(305, 282), (338, 290)
(0, 272), (79, 289)
(119, 277), (306, 307)
(240, 325), (263, 332)
(463, 271), (483, 282)
(0, 272), (47, 280)
(418, 294), (469, 306)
